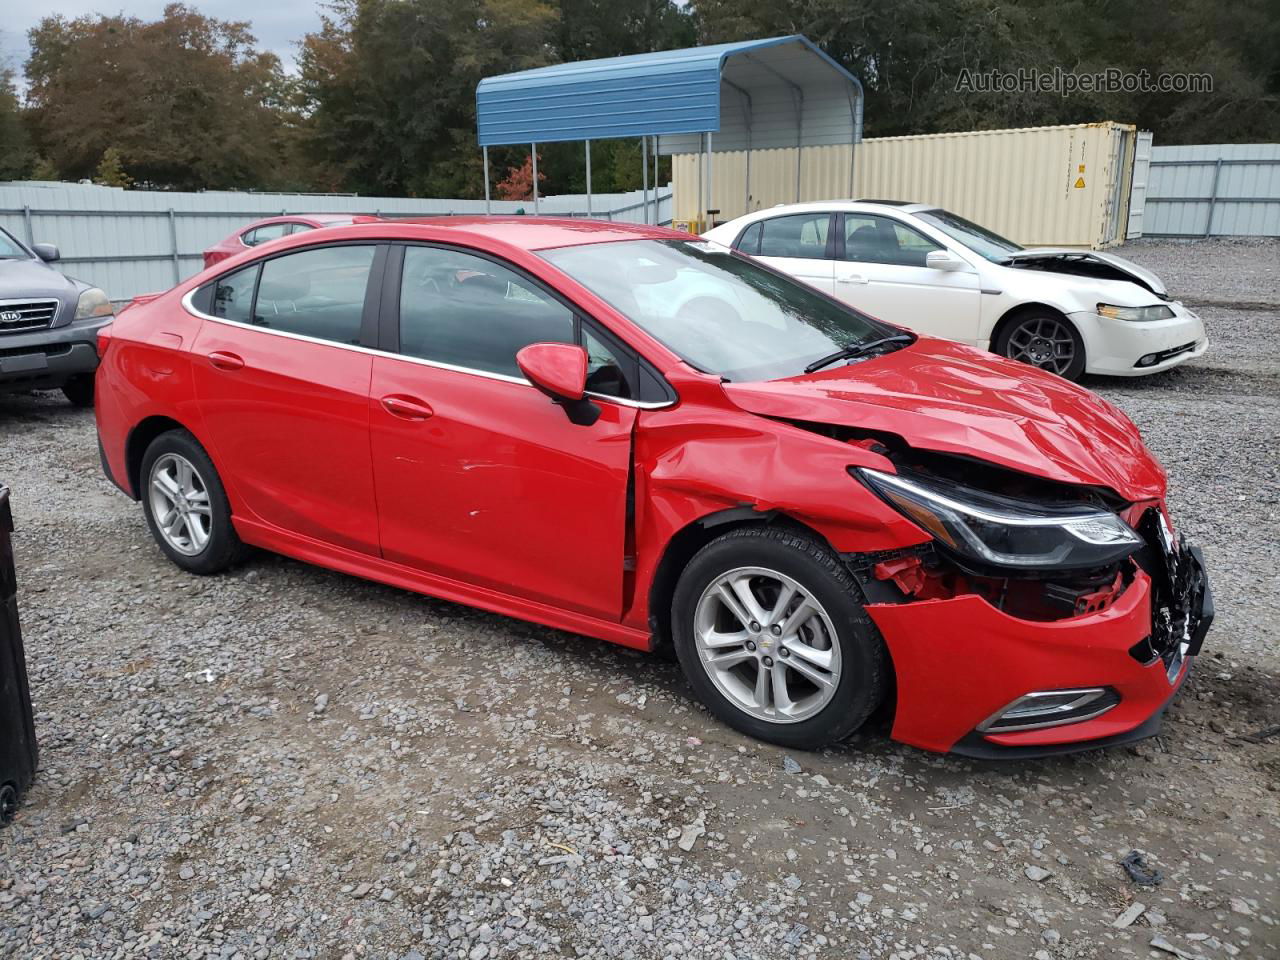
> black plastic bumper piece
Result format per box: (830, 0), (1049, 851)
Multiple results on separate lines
(0, 486), (38, 824)
(949, 707), (1167, 760)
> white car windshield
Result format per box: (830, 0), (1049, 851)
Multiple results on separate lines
(915, 209), (1022, 263)
(541, 239), (894, 382)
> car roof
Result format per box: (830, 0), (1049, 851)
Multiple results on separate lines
(336, 216), (687, 251)
(747, 200), (936, 216)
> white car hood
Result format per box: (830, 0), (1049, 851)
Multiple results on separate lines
(1002, 248), (1168, 298)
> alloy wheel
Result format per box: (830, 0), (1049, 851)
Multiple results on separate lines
(693, 566), (842, 724)
(1005, 316), (1077, 375)
(148, 453), (213, 556)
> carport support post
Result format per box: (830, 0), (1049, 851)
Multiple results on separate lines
(641, 135), (650, 224)
(706, 131), (714, 228)
(585, 141), (592, 217)
(483, 146), (491, 215)
(167, 208), (180, 283)
(531, 142), (540, 215)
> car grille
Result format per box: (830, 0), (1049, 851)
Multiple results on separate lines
(0, 299), (60, 333)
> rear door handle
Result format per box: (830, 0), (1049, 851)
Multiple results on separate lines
(380, 395), (434, 421)
(837, 273), (868, 285)
(207, 351), (244, 371)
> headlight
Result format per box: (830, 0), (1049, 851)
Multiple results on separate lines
(1097, 303), (1174, 322)
(74, 287), (115, 321)
(858, 468), (1141, 571)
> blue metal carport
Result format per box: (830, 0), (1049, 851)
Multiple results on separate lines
(475, 36), (863, 223)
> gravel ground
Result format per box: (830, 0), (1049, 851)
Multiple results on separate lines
(1, 238), (1277, 960)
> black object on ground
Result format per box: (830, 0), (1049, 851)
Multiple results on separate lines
(1120, 850), (1163, 886)
(0, 485), (37, 825)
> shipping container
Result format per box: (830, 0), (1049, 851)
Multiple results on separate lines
(672, 122), (1139, 248)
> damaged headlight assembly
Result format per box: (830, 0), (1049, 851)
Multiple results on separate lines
(856, 468), (1142, 571)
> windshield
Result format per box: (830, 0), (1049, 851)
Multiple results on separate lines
(915, 209), (1022, 262)
(540, 239), (891, 382)
(0, 229), (28, 259)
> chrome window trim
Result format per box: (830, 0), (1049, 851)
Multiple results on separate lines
(180, 287), (675, 410)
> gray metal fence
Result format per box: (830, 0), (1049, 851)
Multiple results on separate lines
(0, 181), (674, 302)
(1132, 143), (1280, 238)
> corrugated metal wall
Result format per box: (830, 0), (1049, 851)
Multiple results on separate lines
(673, 122), (1138, 248)
(1137, 143), (1280, 237)
(0, 182), (673, 302)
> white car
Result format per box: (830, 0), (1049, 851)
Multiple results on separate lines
(702, 201), (1208, 381)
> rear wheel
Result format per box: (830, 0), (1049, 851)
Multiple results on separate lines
(994, 310), (1086, 381)
(140, 430), (245, 574)
(671, 525), (888, 750)
(61, 374), (95, 407)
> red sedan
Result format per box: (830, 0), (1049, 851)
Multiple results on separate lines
(202, 214), (380, 269)
(95, 218), (1213, 757)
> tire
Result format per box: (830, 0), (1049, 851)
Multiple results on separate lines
(993, 310), (1086, 381)
(140, 429), (246, 575)
(61, 374), (95, 407)
(671, 525), (888, 750)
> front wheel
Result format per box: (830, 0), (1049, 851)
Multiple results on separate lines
(140, 430), (246, 575)
(671, 526), (888, 750)
(994, 311), (1086, 381)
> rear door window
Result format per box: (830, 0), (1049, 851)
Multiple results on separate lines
(252, 245), (376, 345)
(243, 223), (290, 246)
(210, 265), (257, 323)
(757, 214), (832, 260)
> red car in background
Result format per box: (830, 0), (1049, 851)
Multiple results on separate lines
(94, 218), (1213, 758)
(202, 214), (380, 269)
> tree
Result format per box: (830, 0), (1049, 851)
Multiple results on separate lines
(93, 148), (133, 188)
(0, 69), (33, 180)
(298, 0), (559, 198)
(24, 4), (299, 189)
(689, 0), (1280, 143)
(496, 152), (546, 199)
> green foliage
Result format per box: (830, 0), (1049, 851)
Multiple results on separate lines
(0, 70), (33, 180)
(12, 0), (1277, 194)
(93, 148), (133, 188)
(690, 0), (1280, 143)
(24, 3), (302, 190)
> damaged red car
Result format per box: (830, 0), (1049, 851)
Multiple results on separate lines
(94, 219), (1214, 757)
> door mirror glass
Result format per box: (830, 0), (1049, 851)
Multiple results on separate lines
(32, 243), (60, 263)
(925, 249), (964, 271)
(517, 342), (588, 401)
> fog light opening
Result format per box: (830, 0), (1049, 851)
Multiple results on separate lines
(977, 687), (1121, 734)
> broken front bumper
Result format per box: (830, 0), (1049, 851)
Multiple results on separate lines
(866, 544), (1213, 758)
(1074, 303), (1208, 377)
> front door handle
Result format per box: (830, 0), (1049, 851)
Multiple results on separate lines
(381, 395), (434, 421)
(207, 351), (245, 371)
(837, 273), (868, 285)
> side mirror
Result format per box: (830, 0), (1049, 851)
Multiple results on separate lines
(925, 249), (964, 271)
(32, 243), (60, 263)
(516, 342), (598, 426)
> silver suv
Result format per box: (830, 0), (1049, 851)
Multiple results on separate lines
(0, 226), (114, 406)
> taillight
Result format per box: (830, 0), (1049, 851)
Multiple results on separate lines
(96, 323), (113, 359)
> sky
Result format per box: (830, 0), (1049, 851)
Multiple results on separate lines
(0, 0), (321, 83)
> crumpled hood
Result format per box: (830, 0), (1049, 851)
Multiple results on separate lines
(723, 338), (1166, 502)
(1005, 247), (1167, 297)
